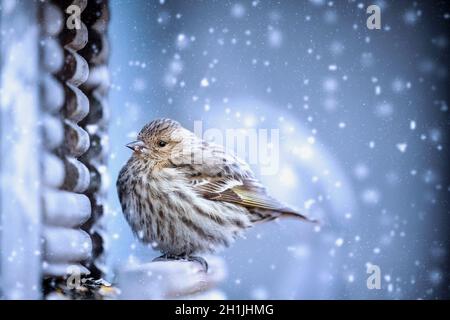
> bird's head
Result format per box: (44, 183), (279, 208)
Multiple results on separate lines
(126, 118), (195, 168)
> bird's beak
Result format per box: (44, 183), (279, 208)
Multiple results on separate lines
(126, 140), (146, 152)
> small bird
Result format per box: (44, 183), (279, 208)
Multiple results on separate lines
(117, 118), (314, 271)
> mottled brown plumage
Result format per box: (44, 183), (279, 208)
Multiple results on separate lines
(117, 118), (314, 270)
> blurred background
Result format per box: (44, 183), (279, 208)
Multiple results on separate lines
(105, 0), (450, 299)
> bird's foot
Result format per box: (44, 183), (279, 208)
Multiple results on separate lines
(152, 254), (208, 273)
(152, 254), (181, 262)
(187, 256), (208, 273)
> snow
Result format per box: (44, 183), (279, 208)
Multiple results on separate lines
(230, 3), (246, 19)
(200, 78), (210, 87)
(396, 143), (408, 153)
(104, 0), (450, 300)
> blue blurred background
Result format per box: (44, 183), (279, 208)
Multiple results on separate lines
(105, 0), (449, 299)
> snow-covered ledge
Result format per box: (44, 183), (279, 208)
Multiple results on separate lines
(115, 256), (227, 300)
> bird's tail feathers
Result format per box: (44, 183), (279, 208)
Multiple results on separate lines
(281, 210), (319, 224)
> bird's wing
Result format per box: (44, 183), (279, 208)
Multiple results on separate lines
(190, 176), (313, 222)
(175, 139), (314, 222)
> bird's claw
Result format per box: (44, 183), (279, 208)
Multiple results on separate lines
(187, 256), (208, 273)
(152, 254), (175, 262)
(152, 254), (208, 273)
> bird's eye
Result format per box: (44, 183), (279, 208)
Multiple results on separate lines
(158, 140), (168, 147)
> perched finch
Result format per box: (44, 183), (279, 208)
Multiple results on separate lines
(117, 118), (314, 271)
